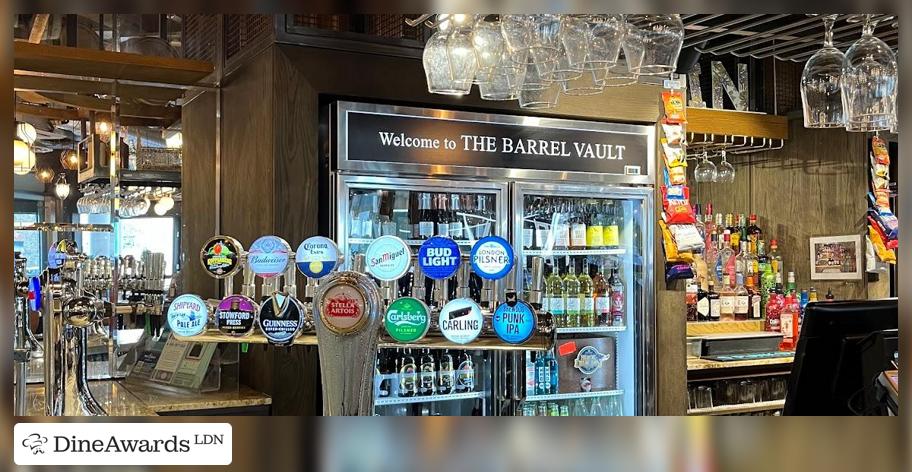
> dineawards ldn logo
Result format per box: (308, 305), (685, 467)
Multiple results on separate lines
(14, 423), (232, 466)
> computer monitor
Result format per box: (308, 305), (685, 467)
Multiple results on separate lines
(783, 298), (898, 416)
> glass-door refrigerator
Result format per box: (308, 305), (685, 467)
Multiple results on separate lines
(512, 183), (655, 416)
(335, 175), (508, 416)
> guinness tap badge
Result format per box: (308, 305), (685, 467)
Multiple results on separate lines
(257, 293), (305, 345)
(200, 235), (244, 278)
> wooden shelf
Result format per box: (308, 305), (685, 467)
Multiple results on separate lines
(688, 399), (784, 416)
(14, 42), (213, 86)
(686, 108), (789, 140)
(687, 355), (793, 372)
(686, 320), (766, 337)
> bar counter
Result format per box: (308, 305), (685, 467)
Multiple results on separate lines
(24, 380), (271, 416)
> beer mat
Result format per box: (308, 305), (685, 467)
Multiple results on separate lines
(701, 351), (794, 362)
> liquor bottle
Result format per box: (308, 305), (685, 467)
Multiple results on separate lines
(547, 350), (559, 393)
(731, 214), (743, 250)
(799, 289), (810, 317)
(741, 241), (759, 289)
(719, 231), (735, 279)
(745, 275), (762, 320)
(586, 201), (605, 248)
(733, 273), (749, 321)
(704, 203), (716, 237)
(534, 199), (550, 250)
(450, 194), (464, 240)
(746, 213), (762, 243)
(707, 280), (721, 321)
(696, 279), (710, 322)
(735, 241), (748, 275)
(738, 214), (748, 244)
(376, 351), (390, 398)
(456, 351), (475, 393)
(437, 349), (455, 395)
(578, 262), (596, 327)
(719, 273), (735, 321)
(545, 259), (566, 327)
(535, 351), (550, 395)
(418, 348), (437, 396)
(685, 279), (698, 322)
(554, 200), (571, 249)
(714, 212), (724, 238)
(825, 288), (835, 301)
(768, 239), (782, 276)
(570, 202), (588, 249)
(594, 263), (611, 326)
(809, 287), (819, 302)
(563, 259), (581, 328)
(525, 353), (536, 396)
(604, 202), (621, 248)
(786, 271), (797, 295)
(608, 268), (625, 327)
(779, 294), (799, 351)
(398, 348), (417, 397)
(417, 193), (435, 239)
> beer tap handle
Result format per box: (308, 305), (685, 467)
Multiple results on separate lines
(456, 257), (470, 299)
(528, 256), (544, 309)
(380, 279), (394, 306)
(411, 262), (426, 301)
(283, 257), (297, 298)
(352, 253), (366, 273)
(241, 253), (256, 299)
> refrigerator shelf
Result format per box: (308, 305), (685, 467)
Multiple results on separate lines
(555, 325), (627, 334)
(374, 391), (485, 406)
(526, 389), (623, 402)
(349, 237), (478, 246)
(522, 248), (627, 257)
(687, 399), (784, 416)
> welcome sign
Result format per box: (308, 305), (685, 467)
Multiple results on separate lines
(338, 102), (654, 181)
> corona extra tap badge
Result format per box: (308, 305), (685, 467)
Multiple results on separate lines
(470, 236), (514, 280)
(295, 236), (341, 279)
(167, 294), (209, 337)
(257, 293), (305, 345)
(319, 282), (369, 335)
(364, 235), (411, 281)
(492, 300), (536, 344)
(418, 236), (461, 280)
(384, 297), (430, 343)
(215, 294), (257, 337)
(200, 235), (244, 278)
(247, 235), (291, 278)
(438, 298), (483, 345)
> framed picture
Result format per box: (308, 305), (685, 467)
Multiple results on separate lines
(809, 235), (863, 280)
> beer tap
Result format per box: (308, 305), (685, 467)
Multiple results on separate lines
(455, 257), (471, 299)
(528, 256), (545, 310)
(411, 263), (426, 302)
(241, 253), (256, 299)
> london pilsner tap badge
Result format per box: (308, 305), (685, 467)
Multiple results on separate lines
(493, 300), (536, 344)
(200, 235), (243, 278)
(418, 236), (461, 280)
(215, 294), (257, 337)
(296, 236), (341, 279)
(385, 297), (430, 343)
(257, 293), (305, 345)
(364, 235), (411, 281)
(167, 294), (209, 337)
(438, 298), (483, 345)
(247, 235), (291, 278)
(470, 236), (514, 280)
(319, 282), (368, 335)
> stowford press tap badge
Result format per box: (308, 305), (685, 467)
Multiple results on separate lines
(200, 235), (243, 278)
(365, 235), (411, 281)
(247, 235), (291, 278)
(215, 295), (257, 337)
(418, 236), (461, 280)
(166, 294), (209, 337)
(295, 236), (341, 279)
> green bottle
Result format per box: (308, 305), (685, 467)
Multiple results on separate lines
(563, 257), (581, 328)
(578, 261), (595, 327)
(545, 258), (566, 327)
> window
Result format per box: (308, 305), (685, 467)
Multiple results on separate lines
(14, 200), (44, 277)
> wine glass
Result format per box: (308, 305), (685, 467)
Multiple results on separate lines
(841, 14), (897, 132)
(800, 15), (846, 128)
(716, 150), (736, 184)
(693, 152), (717, 183)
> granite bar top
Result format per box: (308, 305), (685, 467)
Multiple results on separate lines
(22, 380), (271, 416)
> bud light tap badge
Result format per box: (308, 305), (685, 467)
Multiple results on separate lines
(470, 236), (514, 280)
(295, 236), (341, 279)
(418, 236), (461, 280)
(492, 300), (536, 344)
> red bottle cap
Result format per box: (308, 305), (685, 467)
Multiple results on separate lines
(749, 213), (757, 221)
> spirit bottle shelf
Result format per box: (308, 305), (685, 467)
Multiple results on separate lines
(523, 248), (627, 257)
(374, 391), (485, 406)
(687, 399), (784, 416)
(526, 389), (623, 402)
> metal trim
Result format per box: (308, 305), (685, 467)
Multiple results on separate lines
(335, 101), (656, 186)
